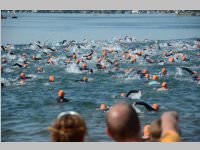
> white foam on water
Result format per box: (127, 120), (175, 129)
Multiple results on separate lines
(132, 105), (142, 113)
(128, 90), (142, 100)
(65, 63), (82, 74)
(4, 68), (14, 73)
(175, 67), (184, 76)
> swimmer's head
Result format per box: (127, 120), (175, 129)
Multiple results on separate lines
(109, 49), (113, 53)
(162, 82), (168, 88)
(20, 72), (26, 78)
(152, 103), (159, 111)
(182, 55), (187, 61)
(162, 67), (167, 75)
(82, 63), (87, 69)
(152, 75), (159, 81)
(32, 55), (36, 60)
(120, 92), (126, 97)
(58, 90), (65, 97)
(49, 75), (55, 82)
(76, 59), (80, 64)
(145, 74), (150, 79)
(72, 53), (77, 59)
(168, 57), (175, 62)
(82, 76), (88, 82)
(142, 69), (148, 74)
(100, 103), (108, 110)
(127, 53), (131, 59)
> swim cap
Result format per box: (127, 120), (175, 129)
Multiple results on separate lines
(76, 59), (80, 64)
(82, 63), (87, 69)
(152, 75), (159, 80)
(72, 53), (77, 59)
(82, 76), (88, 82)
(152, 103), (159, 110)
(143, 125), (151, 139)
(120, 92), (126, 97)
(142, 69), (148, 74)
(100, 103), (107, 110)
(49, 75), (55, 82)
(162, 68), (167, 75)
(168, 57), (175, 62)
(162, 82), (167, 88)
(58, 90), (65, 97)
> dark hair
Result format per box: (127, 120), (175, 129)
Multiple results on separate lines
(48, 114), (87, 142)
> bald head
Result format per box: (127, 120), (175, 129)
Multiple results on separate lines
(106, 102), (141, 141)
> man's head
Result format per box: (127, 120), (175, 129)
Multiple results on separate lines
(106, 102), (141, 141)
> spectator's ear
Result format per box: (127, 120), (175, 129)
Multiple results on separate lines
(106, 128), (112, 138)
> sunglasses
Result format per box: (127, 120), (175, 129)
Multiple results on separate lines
(57, 111), (81, 120)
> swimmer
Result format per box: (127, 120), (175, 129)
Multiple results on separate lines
(75, 76), (88, 82)
(36, 67), (44, 73)
(157, 82), (168, 91)
(181, 67), (200, 81)
(49, 75), (55, 82)
(159, 67), (167, 76)
(47, 58), (54, 64)
(96, 103), (109, 112)
(18, 72), (32, 81)
(32, 55), (42, 60)
(132, 101), (159, 112)
(56, 90), (69, 103)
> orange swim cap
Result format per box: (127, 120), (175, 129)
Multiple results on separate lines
(143, 125), (151, 138)
(162, 82), (167, 88)
(142, 69), (148, 74)
(49, 75), (55, 82)
(127, 53), (131, 59)
(152, 103), (159, 110)
(100, 103), (107, 110)
(168, 57), (175, 62)
(76, 59), (80, 64)
(58, 90), (65, 97)
(82, 76), (88, 82)
(82, 63), (87, 69)
(109, 49), (113, 53)
(72, 53), (77, 59)
(152, 75), (159, 80)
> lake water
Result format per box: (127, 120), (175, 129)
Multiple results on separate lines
(1, 13), (200, 142)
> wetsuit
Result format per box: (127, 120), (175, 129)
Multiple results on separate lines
(134, 101), (158, 112)
(74, 79), (88, 83)
(126, 90), (140, 97)
(56, 97), (69, 103)
(181, 67), (199, 81)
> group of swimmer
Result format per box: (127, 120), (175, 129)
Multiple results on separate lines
(1, 37), (200, 142)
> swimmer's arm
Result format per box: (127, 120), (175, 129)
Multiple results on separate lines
(13, 63), (23, 68)
(181, 67), (194, 75)
(160, 111), (180, 136)
(134, 101), (157, 111)
(126, 90), (139, 97)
